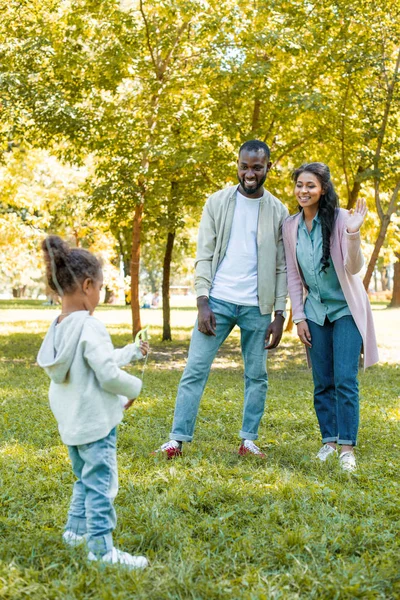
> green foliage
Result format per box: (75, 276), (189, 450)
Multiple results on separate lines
(0, 303), (399, 599)
(1, 0), (399, 305)
(0, 148), (121, 297)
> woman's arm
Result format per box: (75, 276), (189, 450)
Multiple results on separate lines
(342, 199), (367, 275)
(282, 222), (307, 322)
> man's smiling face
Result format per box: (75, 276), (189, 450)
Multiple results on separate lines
(237, 149), (271, 198)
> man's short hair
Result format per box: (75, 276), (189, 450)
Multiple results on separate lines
(239, 140), (270, 160)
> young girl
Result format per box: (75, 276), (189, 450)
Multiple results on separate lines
(283, 163), (378, 472)
(37, 235), (149, 568)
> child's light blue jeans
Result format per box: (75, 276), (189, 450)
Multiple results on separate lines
(66, 427), (118, 556)
(170, 296), (271, 442)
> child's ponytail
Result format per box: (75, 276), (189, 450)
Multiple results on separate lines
(42, 235), (102, 296)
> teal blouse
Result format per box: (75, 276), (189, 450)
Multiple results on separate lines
(296, 213), (351, 325)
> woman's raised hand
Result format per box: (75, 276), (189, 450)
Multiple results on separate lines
(346, 198), (368, 233)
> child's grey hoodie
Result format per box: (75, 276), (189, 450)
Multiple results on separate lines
(37, 311), (143, 446)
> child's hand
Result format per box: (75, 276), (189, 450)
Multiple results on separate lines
(139, 340), (149, 356)
(124, 398), (135, 410)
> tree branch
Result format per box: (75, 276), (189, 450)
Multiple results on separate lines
(139, 0), (159, 77)
(373, 45), (400, 221)
(271, 140), (306, 168)
(251, 96), (261, 135)
(263, 116), (276, 142)
(387, 179), (400, 216)
(340, 79), (351, 202)
(159, 21), (190, 80)
(198, 166), (219, 189)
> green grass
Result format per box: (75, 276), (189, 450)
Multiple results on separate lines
(0, 304), (399, 599)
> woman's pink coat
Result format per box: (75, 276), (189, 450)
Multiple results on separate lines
(282, 208), (379, 369)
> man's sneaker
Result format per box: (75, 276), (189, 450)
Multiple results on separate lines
(316, 444), (338, 462)
(152, 440), (182, 459)
(238, 440), (266, 458)
(63, 530), (87, 547)
(339, 451), (356, 472)
(88, 547), (148, 570)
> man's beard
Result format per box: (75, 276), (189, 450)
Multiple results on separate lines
(237, 173), (266, 195)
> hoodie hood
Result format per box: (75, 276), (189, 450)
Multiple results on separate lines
(37, 311), (90, 383)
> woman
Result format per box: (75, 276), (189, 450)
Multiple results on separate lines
(283, 163), (378, 472)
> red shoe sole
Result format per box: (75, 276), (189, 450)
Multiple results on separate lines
(238, 446), (266, 459)
(166, 449), (182, 459)
(150, 449), (182, 459)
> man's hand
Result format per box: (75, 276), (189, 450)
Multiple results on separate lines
(197, 296), (216, 336)
(124, 398), (135, 410)
(265, 313), (285, 349)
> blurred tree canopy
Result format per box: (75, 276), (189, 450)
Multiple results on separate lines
(1, 0), (399, 330)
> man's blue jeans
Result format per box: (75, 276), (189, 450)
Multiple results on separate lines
(66, 427), (118, 556)
(307, 316), (362, 446)
(170, 297), (271, 442)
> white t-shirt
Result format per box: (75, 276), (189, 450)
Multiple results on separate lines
(210, 190), (260, 306)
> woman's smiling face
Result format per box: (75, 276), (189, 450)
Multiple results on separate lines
(294, 171), (324, 210)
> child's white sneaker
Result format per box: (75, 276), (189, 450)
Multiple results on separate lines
(316, 444), (337, 462)
(339, 451), (356, 472)
(88, 547), (149, 570)
(63, 530), (87, 547)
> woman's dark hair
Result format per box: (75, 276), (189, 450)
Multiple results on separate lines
(42, 235), (102, 296)
(292, 162), (339, 273)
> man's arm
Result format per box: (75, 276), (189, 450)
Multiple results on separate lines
(193, 198), (219, 336)
(273, 207), (289, 313)
(194, 199), (217, 299)
(264, 209), (289, 349)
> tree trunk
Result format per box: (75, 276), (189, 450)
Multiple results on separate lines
(104, 286), (115, 304)
(346, 165), (366, 210)
(162, 230), (175, 341)
(285, 306), (294, 333)
(380, 267), (388, 291)
(390, 254), (400, 307)
(363, 214), (391, 291)
(130, 203), (143, 337)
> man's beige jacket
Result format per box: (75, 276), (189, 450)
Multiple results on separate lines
(195, 185), (289, 315)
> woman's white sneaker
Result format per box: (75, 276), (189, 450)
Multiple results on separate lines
(88, 547), (149, 570)
(316, 444), (337, 461)
(339, 451), (356, 472)
(62, 530), (87, 547)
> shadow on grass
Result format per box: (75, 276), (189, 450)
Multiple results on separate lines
(1, 327), (398, 459)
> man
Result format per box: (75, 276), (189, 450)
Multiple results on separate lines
(154, 140), (288, 458)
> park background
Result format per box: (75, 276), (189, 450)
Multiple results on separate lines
(0, 1), (399, 599)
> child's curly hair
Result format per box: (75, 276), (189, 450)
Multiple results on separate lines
(42, 235), (102, 296)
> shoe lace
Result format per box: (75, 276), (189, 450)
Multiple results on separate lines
(340, 451), (355, 463)
(115, 549), (132, 564)
(160, 440), (179, 451)
(320, 444), (336, 457)
(244, 440), (262, 454)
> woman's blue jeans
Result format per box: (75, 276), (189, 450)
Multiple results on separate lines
(307, 316), (362, 446)
(66, 427), (118, 556)
(170, 296), (271, 442)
